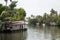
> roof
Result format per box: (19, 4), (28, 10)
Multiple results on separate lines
(12, 21), (28, 25)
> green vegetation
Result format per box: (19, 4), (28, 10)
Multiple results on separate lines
(28, 19), (38, 26)
(0, 1), (26, 22)
(0, 0), (26, 30)
(0, 4), (6, 15)
(28, 9), (60, 26)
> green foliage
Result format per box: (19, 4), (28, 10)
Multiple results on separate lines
(28, 19), (38, 26)
(50, 9), (57, 16)
(36, 15), (42, 23)
(0, 4), (6, 15)
(0, 10), (13, 21)
(28, 9), (60, 26)
(43, 13), (47, 23)
(0, 1), (26, 22)
(9, 1), (17, 10)
(16, 8), (26, 20)
(56, 15), (60, 25)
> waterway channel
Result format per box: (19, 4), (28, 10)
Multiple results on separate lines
(0, 25), (60, 40)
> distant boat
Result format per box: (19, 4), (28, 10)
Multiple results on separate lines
(50, 22), (57, 26)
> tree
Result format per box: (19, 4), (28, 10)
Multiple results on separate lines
(9, 1), (17, 10)
(36, 15), (42, 23)
(50, 9), (57, 16)
(56, 14), (60, 25)
(0, 0), (26, 21)
(10, 0), (12, 2)
(16, 8), (26, 20)
(31, 15), (35, 19)
(0, 4), (6, 15)
(0, 0), (27, 30)
(50, 9), (58, 22)
(43, 13), (47, 23)
(4, 0), (12, 6)
(0, 1), (17, 21)
(28, 19), (38, 26)
(4, 0), (8, 6)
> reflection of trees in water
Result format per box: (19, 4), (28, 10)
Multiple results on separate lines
(0, 31), (27, 40)
(50, 26), (57, 40)
(43, 26), (51, 39)
(0, 33), (12, 40)
(43, 26), (60, 40)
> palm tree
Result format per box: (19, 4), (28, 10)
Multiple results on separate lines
(10, 0), (12, 2)
(4, 0), (8, 6)
(4, 0), (12, 6)
(50, 9), (57, 16)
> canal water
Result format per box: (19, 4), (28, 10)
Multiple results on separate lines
(0, 25), (60, 40)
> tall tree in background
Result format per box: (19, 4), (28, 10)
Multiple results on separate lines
(50, 9), (57, 16)
(9, 1), (17, 10)
(36, 15), (42, 23)
(43, 13), (47, 23)
(50, 9), (57, 22)
(4, 0), (12, 6)
(4, 0), (8, 6)
(10, 0), (12, 2)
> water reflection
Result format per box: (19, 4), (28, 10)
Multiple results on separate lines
(0, 26), (60, 40)
(43, 26), (60, 40)
(27, 26), (60, 40)
(0, 31), (27, 40)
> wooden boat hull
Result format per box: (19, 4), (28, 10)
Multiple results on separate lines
(0, 28), (27, 33)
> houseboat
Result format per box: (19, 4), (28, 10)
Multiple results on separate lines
(0, 21), (27, 33)
(50, 22), (57, 26)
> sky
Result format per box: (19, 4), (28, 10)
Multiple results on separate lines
(0, 0), (60, 17)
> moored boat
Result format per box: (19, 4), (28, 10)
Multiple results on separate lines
(0, 21), (27, 33)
